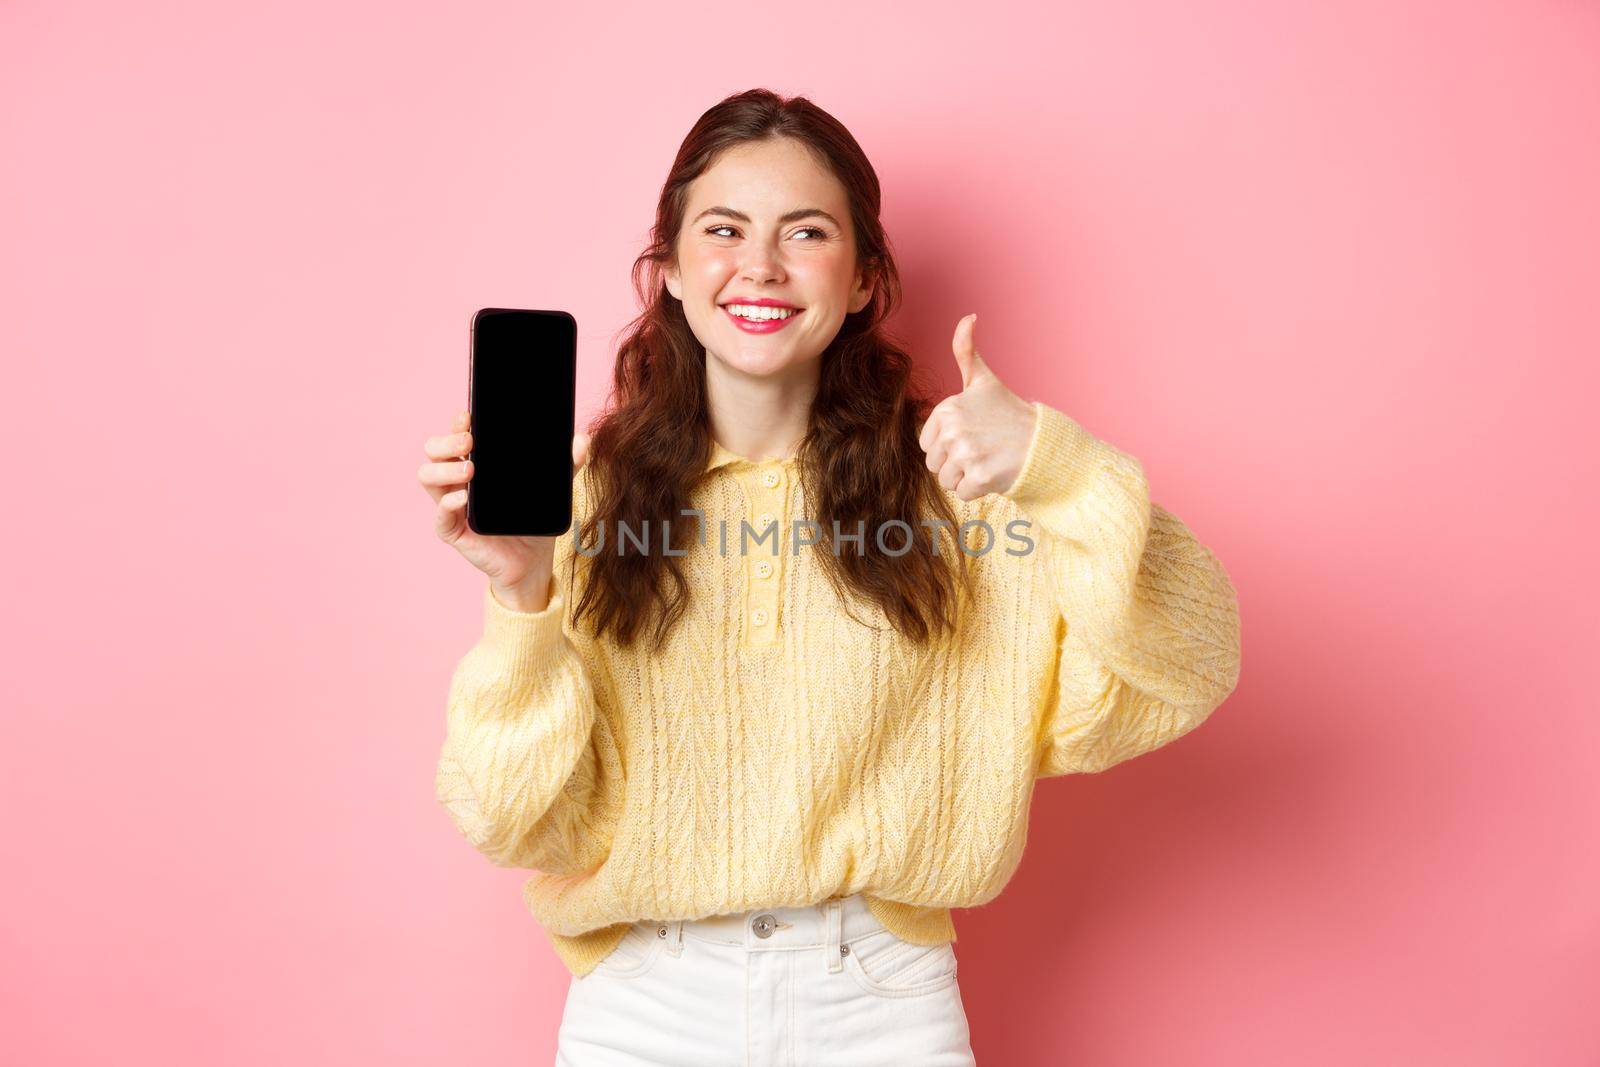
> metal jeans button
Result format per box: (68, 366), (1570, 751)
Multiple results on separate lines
(751, 913), (777, 938)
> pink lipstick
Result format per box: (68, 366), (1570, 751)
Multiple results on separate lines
(720, 297), (804, 334)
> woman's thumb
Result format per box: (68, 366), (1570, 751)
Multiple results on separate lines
(952, 313), (984, 390)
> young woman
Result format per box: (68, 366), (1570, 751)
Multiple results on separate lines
(417, 89), (1241, 1065)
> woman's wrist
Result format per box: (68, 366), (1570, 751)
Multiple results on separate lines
(492, 571), (553, 613)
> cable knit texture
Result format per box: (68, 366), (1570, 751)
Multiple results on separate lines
(434, 401), (1242, 977)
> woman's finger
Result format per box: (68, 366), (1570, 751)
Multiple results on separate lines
(917, 406), (946, 454)
(419, 422), (473, 502)
(424, 430), (473, 461)
(417, 460), (471, 507)
(921, 419), (951, 475)
(435, 488), (470, 542)
(418, 459), (472, 488)
(935, 454), (966, 494)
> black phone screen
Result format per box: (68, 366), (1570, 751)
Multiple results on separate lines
(466, 308), (576, 537)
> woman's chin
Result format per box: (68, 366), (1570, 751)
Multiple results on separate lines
(708, 347), (817, 381)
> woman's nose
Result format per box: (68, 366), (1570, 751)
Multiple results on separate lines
(739, 246), (785, 282)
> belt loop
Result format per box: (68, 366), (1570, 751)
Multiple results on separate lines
(667, 919), (684, 956)
(826, 898), (844, 974)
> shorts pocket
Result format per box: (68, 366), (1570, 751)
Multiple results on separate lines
(586, 922), (667, 981)
(841, 927), (959, 998)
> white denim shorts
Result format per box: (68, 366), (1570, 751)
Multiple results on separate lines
(554, 892), (976, 1066)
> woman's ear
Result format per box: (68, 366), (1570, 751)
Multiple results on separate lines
(848, 263), (875, 314)
(664, 263), (683, 302)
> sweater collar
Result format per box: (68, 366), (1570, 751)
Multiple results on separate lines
(705, 437), (800, 473)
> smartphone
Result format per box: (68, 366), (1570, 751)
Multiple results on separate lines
(465, 307), (577, 536)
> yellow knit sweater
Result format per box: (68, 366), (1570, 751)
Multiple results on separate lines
(434, 400), (1242, 977)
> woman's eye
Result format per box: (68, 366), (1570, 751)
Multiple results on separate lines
(703, 225), (828, 240)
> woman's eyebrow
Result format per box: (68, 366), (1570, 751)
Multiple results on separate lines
(691, 205), (843, 229)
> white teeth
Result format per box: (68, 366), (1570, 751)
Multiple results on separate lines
(724, 304), (799, 320)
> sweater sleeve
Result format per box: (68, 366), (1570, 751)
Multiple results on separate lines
(998, 401), (1242, 776)
(433, 475), (623, 873)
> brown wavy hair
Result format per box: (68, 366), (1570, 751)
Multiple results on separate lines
(570, 88), (971, 651)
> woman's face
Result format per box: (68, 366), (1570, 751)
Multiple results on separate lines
(665, 137), (873, 385)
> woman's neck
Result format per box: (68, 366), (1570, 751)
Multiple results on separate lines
(705, 357), (817, 462)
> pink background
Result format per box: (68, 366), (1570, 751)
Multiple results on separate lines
(4, 1), (1596, 1063)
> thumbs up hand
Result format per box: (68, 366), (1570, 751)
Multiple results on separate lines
(917, 313), (1038, 501)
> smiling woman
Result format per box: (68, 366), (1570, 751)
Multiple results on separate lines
(425, 86), (1241, 1067)
(583, 106), (966, 650)
(666, 140), (875, 452)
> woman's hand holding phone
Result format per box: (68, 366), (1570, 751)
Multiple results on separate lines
(419, 407), (589, 613)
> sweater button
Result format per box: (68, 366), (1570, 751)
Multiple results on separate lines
(761, 469), (780, 488)
(756, 511), (775, 528)
(755, 559), (773, 578)
(752, 914), (776, 938)
(751, 607), (768, 626)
